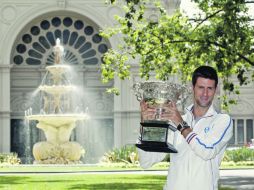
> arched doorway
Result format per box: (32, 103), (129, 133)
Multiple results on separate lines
(10, 11), (114, 163)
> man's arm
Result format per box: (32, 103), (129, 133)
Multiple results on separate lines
(184, 114), (233, 160)
(137, 148), (166, 169)
(164, 102), (233, 160)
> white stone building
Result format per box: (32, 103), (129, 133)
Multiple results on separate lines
(0, 0), (253, 163)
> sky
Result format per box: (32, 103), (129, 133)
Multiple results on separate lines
(180, 0), (254, 19)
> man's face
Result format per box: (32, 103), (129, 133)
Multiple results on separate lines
(193, 77), (217, 108)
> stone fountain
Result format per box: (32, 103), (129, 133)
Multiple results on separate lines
(25, 38), (89, 164)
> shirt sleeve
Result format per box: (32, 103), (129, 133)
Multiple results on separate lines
(185, 114), (233, 160)
(137, 148), (166, 169)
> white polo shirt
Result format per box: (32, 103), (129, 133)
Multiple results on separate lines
(138, 104), (233, 190)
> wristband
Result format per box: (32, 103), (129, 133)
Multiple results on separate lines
(177, 121), (189, 131)
(180, 126), (190, 134)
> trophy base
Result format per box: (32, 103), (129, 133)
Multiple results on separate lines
(136, 142), (177, 153)
(142, 120), (177, 132)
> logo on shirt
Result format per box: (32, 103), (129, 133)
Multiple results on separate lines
(204, 126), (210, 133)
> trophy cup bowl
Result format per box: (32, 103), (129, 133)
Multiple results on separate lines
(133, 81), (190, 153)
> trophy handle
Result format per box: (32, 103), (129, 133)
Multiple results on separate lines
(133, 83), (142, 101)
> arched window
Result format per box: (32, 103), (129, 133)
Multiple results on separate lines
(12, 15), (109, 66)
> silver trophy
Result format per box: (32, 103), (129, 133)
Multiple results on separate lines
(133, 81), (190, 153)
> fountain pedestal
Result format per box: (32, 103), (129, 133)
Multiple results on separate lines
(28, 116), (87, 164)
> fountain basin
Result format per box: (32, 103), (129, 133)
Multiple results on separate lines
(46, 65), (71, 75)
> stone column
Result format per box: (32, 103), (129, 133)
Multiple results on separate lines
(113, 73), (141, 148)
(113, 77), (123, 148)
(0, 63), (11, 153)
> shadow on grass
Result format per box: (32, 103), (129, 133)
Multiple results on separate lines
(68, 184), (235, 190)
(0, 176), (30, 185)
(0, 176), (31, 189)
(68, 175), (165, 190)
(0, 175), (165, 190)
(0, 175), (236, 190)
(219, 186), (235, 190)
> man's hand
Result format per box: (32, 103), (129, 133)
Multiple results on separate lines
(140, 100), (157, 121)
(162, 102), (183, 126)
(140, 100), (183, 126)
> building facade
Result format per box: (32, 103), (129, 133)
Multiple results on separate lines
(0, 0), (253, 163)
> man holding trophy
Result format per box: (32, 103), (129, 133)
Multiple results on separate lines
(136, 66), (233, 190)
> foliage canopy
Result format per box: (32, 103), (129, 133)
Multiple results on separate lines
(100, 0), (254, 110)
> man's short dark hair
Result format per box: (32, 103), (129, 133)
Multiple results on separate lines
(192, 65), (218, 87)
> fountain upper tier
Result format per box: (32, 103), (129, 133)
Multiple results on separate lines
(26, 114), (89, 127)
(46, 65), (71, 76)
(27, 38), (85, 115)
(39, 85), (75, 96)
(42, 64), (72, 86)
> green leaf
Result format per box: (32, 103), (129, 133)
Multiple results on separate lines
(101, 0), (254, 110)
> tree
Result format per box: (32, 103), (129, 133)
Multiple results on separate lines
(100, 0), (254, 110)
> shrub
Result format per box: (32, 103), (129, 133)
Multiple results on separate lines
(100, 145), (139, 165)
(100, 144), (171, 166)
(223, 147), (254, 162)
(0, 153), (21, 165)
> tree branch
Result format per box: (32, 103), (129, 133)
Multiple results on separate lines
(237, 53), (254, 66)
(159, 39), (254, 66)
(193, 9), (224, 31)
(210, 41), (254, 66)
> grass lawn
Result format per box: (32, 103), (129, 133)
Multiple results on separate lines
(0, 161), (253, 173)
(0, 163), (244, 190)
(0, 174), (165, 190)
(0, 173), (234, 190)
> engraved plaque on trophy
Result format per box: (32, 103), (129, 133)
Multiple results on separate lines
(133, 81), (189, 153)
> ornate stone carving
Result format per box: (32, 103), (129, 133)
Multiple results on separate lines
(0, 5), (17, 23)
(230, 99), (254, 115)
(57, 0), (67, 8)
(11, 95), (39, 112)
(107, 6), (123, 23)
